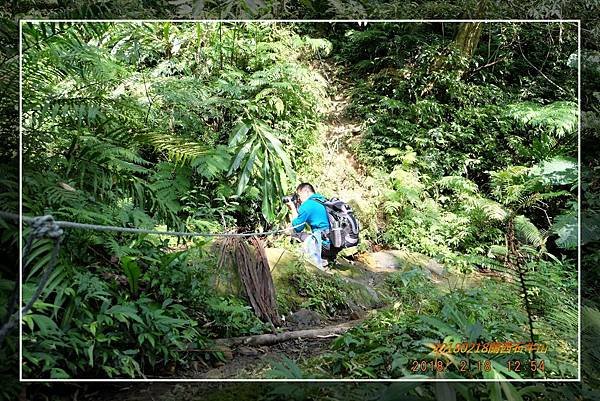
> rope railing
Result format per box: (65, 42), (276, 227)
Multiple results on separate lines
(0, 210), (301, 347)
(0, 211), (301, 237)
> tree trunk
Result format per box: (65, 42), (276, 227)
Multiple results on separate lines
(454, 22), (484, 58)
(419, 0), (488, 98)
(453, 0), (488, 57)
(505, 216), (537, 366)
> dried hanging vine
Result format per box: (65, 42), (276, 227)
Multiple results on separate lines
(217, 235), (281, 331)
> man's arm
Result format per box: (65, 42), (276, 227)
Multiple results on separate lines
(287, 201), (308, 232)
(287, 200), (299, 221)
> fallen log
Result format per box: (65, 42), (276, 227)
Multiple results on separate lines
(215, 319), (363, 347)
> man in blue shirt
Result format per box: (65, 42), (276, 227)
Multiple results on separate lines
(286, 183), (338, 266)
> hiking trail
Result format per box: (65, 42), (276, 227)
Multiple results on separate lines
(185, 60), (453, 379)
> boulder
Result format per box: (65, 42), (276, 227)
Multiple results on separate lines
(264, 247), (381, 314)
(285, 308), (321, 328)
(358, 250), (446, 277)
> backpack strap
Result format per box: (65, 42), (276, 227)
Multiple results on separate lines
(311, 198), (331, 237)
(312, 197), (328, 204)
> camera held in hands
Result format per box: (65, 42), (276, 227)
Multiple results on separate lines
(282, 193), (299, 205)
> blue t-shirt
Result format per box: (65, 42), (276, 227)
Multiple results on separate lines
(292, 194), (330, 235)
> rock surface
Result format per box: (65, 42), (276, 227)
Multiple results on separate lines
(358, 249), (446, 277)
(263, 247), (447, 309)
(285, 308), (321, 328)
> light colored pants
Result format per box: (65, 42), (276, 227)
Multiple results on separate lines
(291, 231), (339, 262)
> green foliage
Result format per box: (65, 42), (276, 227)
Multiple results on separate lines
(121, 256), (141, 296)
(383, 268), (439, 313)
(308, 282), (507, 378)
(380, 168), (507, 268)
(507, 101), (578, 138)
(19, 21), (332, 378)
(22, 268), (202, 378)
(530, 156), (578, 187)
(282, 21), (579, 382)
(16, 19), (580, 383)
(228, 120), (295, 221)
(143, 249), (211, 303)
(204, 296), (268, 338)
(19, 232), (273, 378)
(306, 269), (576, 379)
(266, 356), (306, 379)
(551, 206), (578, 249)
(22, 21), (329, 232)
(286, 263), (351, 316)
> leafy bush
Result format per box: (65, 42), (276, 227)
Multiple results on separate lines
(383, 268), (439, 313)
(286, 263), (351, 316)
(309, 275), (576, 379)
(204, 296), (268, 338)
(22, 270), (202, 378)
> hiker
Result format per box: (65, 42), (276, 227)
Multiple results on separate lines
(285, 183), (339, 267)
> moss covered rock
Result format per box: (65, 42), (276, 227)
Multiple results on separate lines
(265, 248), (382, 317)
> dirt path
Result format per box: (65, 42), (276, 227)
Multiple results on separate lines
(315, 61), (373, 193)
(190, 336), (333, 379)
(184, 311), (367, 379)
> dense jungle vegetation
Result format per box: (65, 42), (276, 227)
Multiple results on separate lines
(0, 2), (598, 399)
(7, 20), (578, 382)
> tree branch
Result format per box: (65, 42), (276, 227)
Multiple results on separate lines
(467, 57), (507, 76)
(517, 38), (566, 94)
(214, 319), (364, 347)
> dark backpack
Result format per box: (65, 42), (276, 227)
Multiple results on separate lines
(315, 198), (360, 249)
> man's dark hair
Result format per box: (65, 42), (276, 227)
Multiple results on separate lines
(296, 182), (315, 193)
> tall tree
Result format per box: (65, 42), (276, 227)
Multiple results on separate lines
(453, 0), (488, 57)
(454, 21), (483, 57)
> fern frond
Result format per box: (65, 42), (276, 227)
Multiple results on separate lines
(487, 244), (508, 258)
(302, 37), (333, 57)
(56, 207), (116, 226)
(514, 215), (544, 248)
(437, 175), (479, 194)
(506, 101), (578, 138)
(382, 200), (403, 216)
(464, 197), (507, 221)
(190, 147), (231, 179)
(136, 132), (210, 165)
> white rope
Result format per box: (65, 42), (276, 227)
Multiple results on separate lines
(0, 211), (301, 238)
